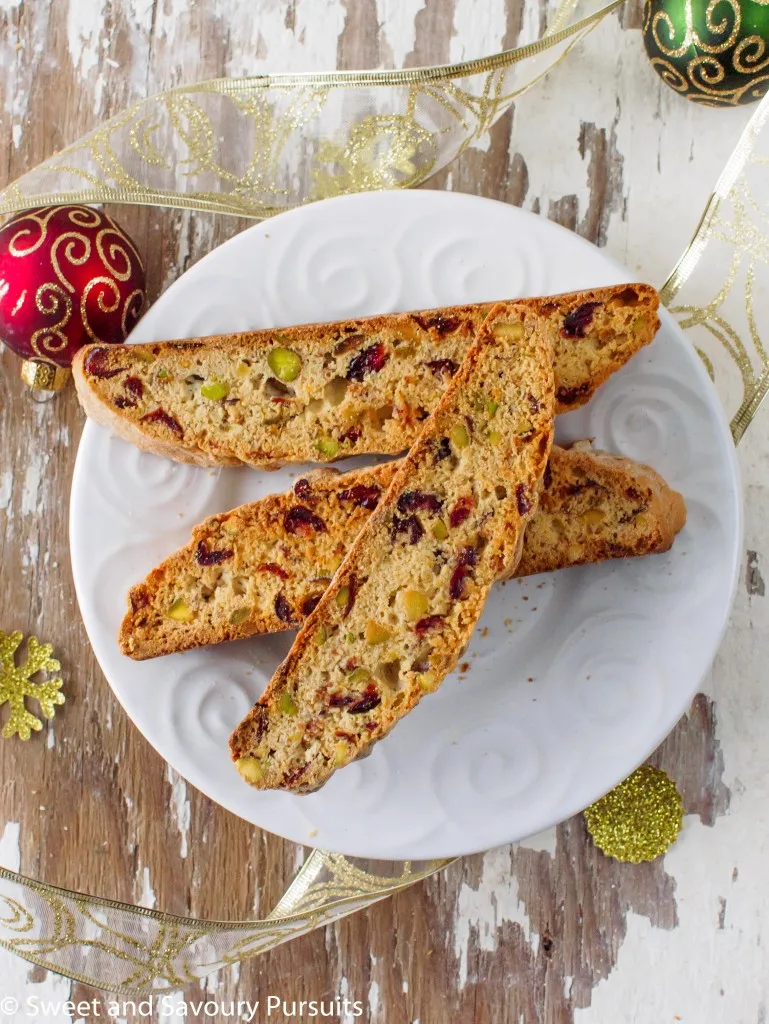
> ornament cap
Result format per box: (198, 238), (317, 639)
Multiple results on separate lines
(20, 359), (71, 391)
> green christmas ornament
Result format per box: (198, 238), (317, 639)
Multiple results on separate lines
(643, 0), (769, 105)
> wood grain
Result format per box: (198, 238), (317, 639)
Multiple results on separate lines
(0, 1), (760, 1022)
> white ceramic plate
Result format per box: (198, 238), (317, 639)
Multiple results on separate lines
(70, 190), (742, 859)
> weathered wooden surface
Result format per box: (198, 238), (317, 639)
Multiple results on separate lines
(0, 1), (766, 1021)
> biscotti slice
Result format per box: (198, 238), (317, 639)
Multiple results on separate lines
(121, 443), (686, 660)
(228, 300), (555, 792)
(516, 441), (686, 577)
(73, 284), (658, 469)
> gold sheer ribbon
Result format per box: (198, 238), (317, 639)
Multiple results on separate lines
(661, 92), (769, 442)
(0, 0), (619, 220)
(2, 1), (769, 995)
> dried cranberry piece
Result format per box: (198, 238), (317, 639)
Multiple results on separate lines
(329, 693), (354, 708)
(556, 382), (591, 406)
(271, 396), (294, 405)
(338, 484), (382, 510)
(342, 574), (357, 617)
(284, 760), (311, 786)
(391, 514), (424, 545)
(433, 437), (452, 463)
(248, 703), (269, 742)
(258, 562), (290, 580)
(140, 407), (183, 436)
(625, 486), (642, 501)
(340, 424), (362, 444)
(528, 393), (540, 415)
(335, 729), (356, 741)
(347, 342), (389, 382)
(274, 593), (296, 623)
(284, 506), (327, 536)
(449, 496), (475, 528)
(413, 314), (460, 335)
(83, 347), (123, 379)
(348, 684), (381, 715)
(424, 359), (459, 380)
(561, 301), (600, 338)
(415, 615), (445, 637)
(516, 484), (533, 517)
(124, 376), (144, 399)
(397, 491), (443, 515)
(543, 462), (553, 491)
(114, 396), (136, 409)
(294, 478), (312, 501)
(301, 593), (323, 616)
(196, 540), (234, 566)
(449, 546), (478, 600)
(130, 587), (150, 613)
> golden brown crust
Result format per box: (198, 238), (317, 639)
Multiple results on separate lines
(229, 301), (556, 792)
(73, 285), (659, 469)
(120, 444), (686, 660)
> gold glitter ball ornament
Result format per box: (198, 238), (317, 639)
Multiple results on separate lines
(0, 630), (65, 740)
(584, 764), (683, 863)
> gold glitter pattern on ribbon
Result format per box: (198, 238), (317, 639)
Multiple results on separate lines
(0, 852), (451, 994)
(584, 765), (684, 863)
(0, 631), (64, 740)
(0, 0), (619, 222)
(662, 90), (769, 442)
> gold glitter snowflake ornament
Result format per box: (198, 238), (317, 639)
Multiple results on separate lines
(584, 764), (684, 863)
(0, 630), (65, 740)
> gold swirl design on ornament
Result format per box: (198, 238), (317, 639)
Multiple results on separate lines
(734, 35), (769, 74)
(80, 276), (121, 343)
(31, 283), (72, 358)
(50, 230), (92, 293)
(96, 226), (143, 282)
(6, 210), (51, 258)
(734, 76), (769, 103)
(695, 0), (741, 54)
(64, 205), (103, 230)
(688, 54), (728, 90)
(651, 10), (692, 58)
(650, 57), (691, 92)
(122, 289), (146, 336)
(651, 0), (740, 59)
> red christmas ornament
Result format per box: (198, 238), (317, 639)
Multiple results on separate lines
(0, 205), (146, 390)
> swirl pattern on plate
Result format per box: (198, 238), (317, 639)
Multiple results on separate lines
(164, 659), (261, 754)
(90, 430), (221, 531)
(540, 611), (668, 758)
(266, 219), (405, 327)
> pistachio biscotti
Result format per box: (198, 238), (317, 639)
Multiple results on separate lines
(228, 301), (555, 792)
(73, 284), (659, 470)
(120, 443), (686, 660)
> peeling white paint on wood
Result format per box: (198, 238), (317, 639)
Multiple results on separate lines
(0, 469), (13, 513)
(166, 763), (191, 859)
(0, 821), (21, 870)
(137, 865), (157, 909)
(20, 450), (49, 517)
(454, 846), (538, 987)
